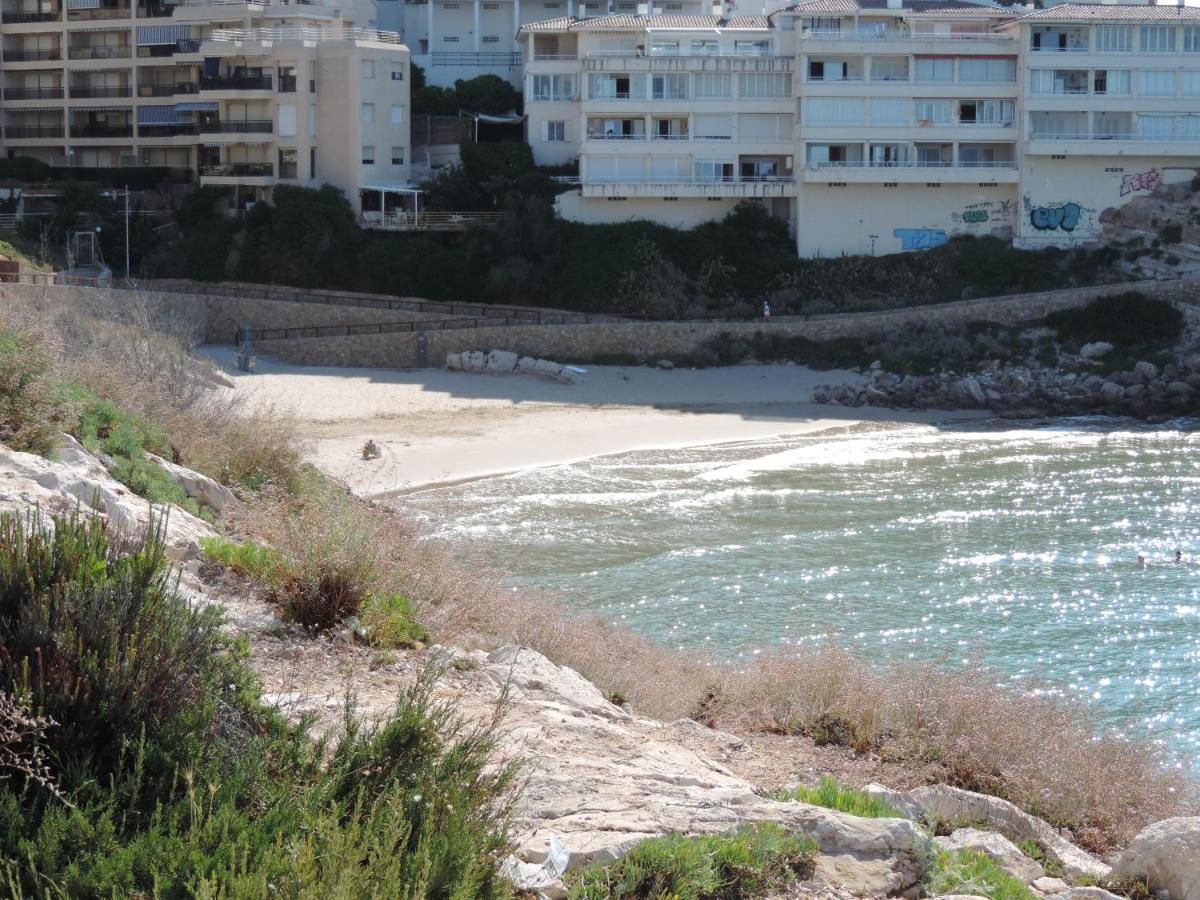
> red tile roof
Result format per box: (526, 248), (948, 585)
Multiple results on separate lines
(783, 0), (1017, 17)
(1009, 2), (1200, 21)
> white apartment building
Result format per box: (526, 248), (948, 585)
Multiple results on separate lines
(0, 0), (411, 212)
(521, 0), (1200, 256)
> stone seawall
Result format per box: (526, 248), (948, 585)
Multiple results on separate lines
(255, 279), (1195, 370)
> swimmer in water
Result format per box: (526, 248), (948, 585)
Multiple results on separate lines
(1176, 549), (1183, 564)
(1137, 553), (1147, 568)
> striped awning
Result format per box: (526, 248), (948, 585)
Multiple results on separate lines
(174, 100), (218, 112)
(201, 139), (270, 146)
(137, 104), (186, 124)
(70, 105), (131, 113)
(67, 25), (126, 31)
(66, 0), (101, 8)
(137, 24), (191, 45)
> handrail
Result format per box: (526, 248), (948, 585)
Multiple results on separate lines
(1030, 132), (1200, 142)
(206, 25), (402, 44)
(585, 175), (794, 184)
(808, 160), (1016, 169)
(802, 29), (1008, 41)
(359, 211), (507, 231)
(241, 312), (617, 343)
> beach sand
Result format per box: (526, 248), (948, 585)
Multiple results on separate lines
(201, 346), (984, 495)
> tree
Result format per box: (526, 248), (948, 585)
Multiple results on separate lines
(236, 184), (360, 287)
(411, 74), (521, 116)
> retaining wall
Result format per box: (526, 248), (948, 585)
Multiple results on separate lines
(255, 279), (1197, 370)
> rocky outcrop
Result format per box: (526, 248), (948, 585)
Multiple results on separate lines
(446, 349), (581, 383)
(864, 783), (1111, 880)
(1114, 817), (1200, 900)
(147, 452), (238, 514)
(934, 828), (1044, 882)
(0, 436), (215, 561)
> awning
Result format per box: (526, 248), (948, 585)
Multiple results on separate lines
(200, 139), (270, 146)
(175, 100), (219, 111)
(360, 183), (422, 194)
(70, 106), (131, 113)
(137, 104), (186, 124)
(68, 24), (127, 31)
(67, 0), (101, 8)
(137, 24), (192, 45)
(464, 110), (526, 125)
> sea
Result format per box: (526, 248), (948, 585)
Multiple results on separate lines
(398, 418), (1200, 754)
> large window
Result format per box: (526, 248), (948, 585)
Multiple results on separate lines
(588, 73), (641, 99)
(532, 74), (574, 101)
(915, 99), (953, 124)
(1093, 69), (1131, 95)
(869, 97), (908, 124)
(690, 39), (718, 55)
(1139, 69), (1175, 97)
(1095, 25), (1132, 52)
(738, 73), (790, 98)
(650, 39), (679, 56)
(914, 57), (954, 82)
(805, 96), (864, 124)
(959, 99), (1013, 125)
(692, 113), (733, 140)
(652, 73), (687, 100)
(1186, 27), (1200, 51)
(1183, 70), (1200, 96)
(693, 159), (734, 181)
(737, 113), (791, 141)
(693, 72), (731, 98)
(734, 39), (770, 57)
(1140, 26), (1176, 52)
(958, 57), (1016, 82)
(541, 120), (565, 142)
(870, 56), (908, 82)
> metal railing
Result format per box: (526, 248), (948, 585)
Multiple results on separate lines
(206, 25), (402, 44)
(1, 9), (60, 21)
(359, 211), (507, 231)
(587, 132), (645, 141)
(585, 174), (794, 185)
(3, 125), (65, 138)
(3, 87), (65, 100)
(807, 160), (1017, 169)
(135, 3), (174, 14)
(138, 122), (198, 136)
(583, 53), (792, 72)
(70, 85), (133, 98)
(200, 162), (274, 177)
(430, 51), (521, 66)
(67, 5), (132, 18)
(3, 49), (62, 62)
(1029, 45), (1089, 52)
(198, 119), (273, 133)
(1030, 131), (1200, 142)
(200, 73), (273, 90)
(69, 123), (134, 137)
(802, 28), (1008, 42)
(533, 53), (577, 61)
(69, 45), (133, 59)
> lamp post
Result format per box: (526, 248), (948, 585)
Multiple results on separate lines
(102, 186), (131, 280)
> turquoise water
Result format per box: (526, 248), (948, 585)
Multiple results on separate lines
(398, 419), (1200, 752)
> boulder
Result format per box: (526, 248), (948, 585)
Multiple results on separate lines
(960, 377), (987, 406)
(1079, 341), (1114, 360)
(1166, 381), (1193, 398)
(485, 350), (519, 373)
(934, 829), (1044, 883)
(1098, 382), (1124, 403)
(517, 356), (537, 373)
(1113, 817), (1200, 900)
(445, 352), (463, 371)
(463, 350), (486, 372)
(656, 359), (674, 370)
(1134, 361), (1160, 382)
(146, 452), (238, 514)
(1047, 889), (1126, 900)
(1033, 876), (1071, 894)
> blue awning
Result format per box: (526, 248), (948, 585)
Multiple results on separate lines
(174, 100), (218, 112)
(137, 104), (187, 124)
(66, 0), (101, 8)
(137, 24), (192, 45)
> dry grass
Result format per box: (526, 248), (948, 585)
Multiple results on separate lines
(227, 489), (1195, 849)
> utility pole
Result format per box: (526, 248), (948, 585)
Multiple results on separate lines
(123, 185), (130, 281)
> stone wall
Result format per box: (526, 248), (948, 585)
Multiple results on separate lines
(205, 296), (427, 345)
(255, 278), (1196, 370)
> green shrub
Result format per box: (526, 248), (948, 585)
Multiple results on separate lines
(0, 328), (75, 457)
(359, 593), (429, 648)
(565, 823), (818, 899)
(200, 535), (291, 585)
(925, 849), (1038, 900)
(1044, 292), (1184, 352)
(1158, 223), (1183, 245)
(777, 777), (903, 819)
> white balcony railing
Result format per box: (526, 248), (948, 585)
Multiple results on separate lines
(803, 29), (1010, 42)
(1030, 131), (1200, 142)
(206, 25), (402, 44)
(807, 160), (1018, 169)
(585, 174), (793, 184)
(586, 133), (645, 140)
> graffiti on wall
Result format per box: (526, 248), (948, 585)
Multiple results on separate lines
(949, 199), (1016, 230)
(1120, 168), (1161, 197)
(893, 228), (948, 250)
(1023, 194), (1097, 234)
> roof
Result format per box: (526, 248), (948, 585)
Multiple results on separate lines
(519, 13), (773, 32)
(1007, 2), (1200, 21)
(783, 0), (1017, 16)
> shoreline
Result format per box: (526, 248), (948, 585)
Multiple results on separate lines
(199, 346), (990, 495)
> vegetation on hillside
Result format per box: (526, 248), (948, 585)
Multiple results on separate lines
(777, 777), (903, 819)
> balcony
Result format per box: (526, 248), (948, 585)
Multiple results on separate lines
(1, 9), (60, 22)
(3, 86), (65, 100)
(199, 73), (273, 91)
(69, 45), (133, 60)
(135, 2), (173, 14)
(139, 82), (186, 96)
(138, 122), (198, 136)
(67, 4), (132, 19)
(200, 162), (273, 177)
(801, 159), (1018, 183)
(581, 174), (796, 199)
(70, 85), (133, 98)
(198, 119), (272, 134)
(3, 125), (65, 138)
(802, 28), (1008, 43)
(583, 54), (792, 73)
(429, 51), (521, 67)
(3, 48), (62, 61)
(70, 123), (134, 137)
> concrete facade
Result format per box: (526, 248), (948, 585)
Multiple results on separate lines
(0, 0), (410, 213)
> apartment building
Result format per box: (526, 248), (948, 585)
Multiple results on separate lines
(521, 0), (1200, 256)
(0, 0), (411, 212)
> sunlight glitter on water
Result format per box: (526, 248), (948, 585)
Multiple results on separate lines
(398, 418), (1200, 751)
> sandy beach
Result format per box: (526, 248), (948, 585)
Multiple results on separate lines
(201, 346), (985, 495)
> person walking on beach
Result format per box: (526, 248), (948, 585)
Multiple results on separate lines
(763, 300), (771, 323)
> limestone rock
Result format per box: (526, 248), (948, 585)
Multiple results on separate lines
(935, 828), (1044, 883)
(1113, 816), (1200, 900)
(1033, 876), (1071, 894)
(1047, 889), (1126, 900)
(463, 350), (486, 372)
(485, 350), (519, 373)
(147, 452), (238, 514)
(1134, 360), (1160, 382)
(657, 359), (674, 370)
(1098, 381), (1124, 403)
(1079, 341), (1113, 360)
(445, 352), (463, 370)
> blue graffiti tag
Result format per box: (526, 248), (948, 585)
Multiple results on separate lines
(893, 228), (948, 250)
(1030, 202), (1082, 232)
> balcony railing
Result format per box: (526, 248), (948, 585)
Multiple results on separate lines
(198, 119), (272, 133)
(3, 48), (62, 61)
(585, 174), (794, 185)
(139, 83), (182, 96)
(583, 53), (792, 72)
(806, 74), (864, 83)
(70, 85), (133, 98)
(3, 86), (64, 100)
(3, 125), (65, 138)
(1029, 45), (1089, 52)
(430, 51), (521, 66)
(651, 133), (689, 141)
(807, 160), (1017, 169)
(69, 123), (134, 137)
(200, 162), (273, 177)
(1, 9), (60, 22)
(68, 5), (132, 18)
(1030, 131), (1200, 142)
(69, 45), (133, 59)
(206, 25), (402, 44)
(586, 132), (645, 140)
(802, 28), (1008, 42)
(138, 122), (198, 136)
(532, 53), (577, 61)
(199, 73), (273, 90)
(136, 3), (174, 14)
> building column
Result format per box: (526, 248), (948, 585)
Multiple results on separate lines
(474, 0), (481, 52)
(427, 0), (434, 56)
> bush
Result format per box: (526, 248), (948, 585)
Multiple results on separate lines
(1158, 223), (1183, 245)
(360, 593), (429, 648)
(925, 849), (1038, 900)
(1045, 292), (1184, 352)
(0, 328), (75, 457)
(565, 824), (818, 899)
(200, 535), (291, 584)
(778, 777), (903, 819)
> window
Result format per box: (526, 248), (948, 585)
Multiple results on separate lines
(869, 97), (908, 125)
(443, 35), (460, 43)
(482, 1), (498, 7)
(690, 39), (718, 55)
(737, 112), (791, 141)
(390, 104), (403, 125)
(1140, 26), (1176, 52)
(652, 73), (686, 99)
(278, 65), (297, 92)
(482, 35), (500, 43)
(870, 56), (908, 82)
(310, 146), (316, 178)
(1186, 27), (1200, 52)
(1095, 25), (1132, 52)
(1138, 114), (1173, 138)
(360, 102), (374, 123)
(958, 57), (1015, 82)
(1093, 69), (1131, 95)
(915, 99), (952, 124)
(278, 147), (297, 179)
(278, 103), (297, 136)
(693, 159), (734, 181)
(391, 146), (404, 165)
(651, 40), (679, 56)
(390, 65), (404, 81)
(1029, 69), (1055, 94)
(442, 1), (459, 6)
(734, 39), (770, 57)
(588, 73), (639, 99)
(532, 74), (574, 101)
(361, 60), (375, 79)
(1182, 70), (1200, 96)
(805, 97), (864, 124)
(361, 145), (374, 164)
(543, 2), (561, 7)
(1139, 69), (1175, 97)
(693, 72), (731, 98)
(308, 103), (317, 137)
(541, 119), (565, 141)
(914, 56), (954, 82)
(958, 99), (1013, 125)
(664, 2), (682, 9)
(693, 113), (733, 139)
(738, 72), (790, 98)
